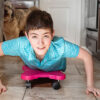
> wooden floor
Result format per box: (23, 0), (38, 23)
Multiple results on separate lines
(0, 56), (100, 100)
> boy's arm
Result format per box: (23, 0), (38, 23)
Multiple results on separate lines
(0, 42), (7, 94)
(77, 47), (100, 96)
(0, 79), (6, 94)
(0, 42), (4, 56)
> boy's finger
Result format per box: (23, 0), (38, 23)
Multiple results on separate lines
(93, 91), (98, 97)
(86, 90), (90, 95)
(93, 89), (100, 97)
(3, 88), (7, 92)
(96, 91), (100, 96)
(0, 88), (6, 94)
(0, 89), (2, 94)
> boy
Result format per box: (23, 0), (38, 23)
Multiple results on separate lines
(0, 9), (100, 96)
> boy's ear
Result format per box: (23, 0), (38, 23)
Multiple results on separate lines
(52, 30), (55, 39)
(25, 32), (29, 39)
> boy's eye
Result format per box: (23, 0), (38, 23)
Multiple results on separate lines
(32, 36), (37, 38)
(44, 35), (49, 38)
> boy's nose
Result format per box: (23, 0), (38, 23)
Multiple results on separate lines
(38, 38), (44, 45)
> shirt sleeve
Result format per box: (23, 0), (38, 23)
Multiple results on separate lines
(63, 40), (80, 58)
(1, 38), (21, 56)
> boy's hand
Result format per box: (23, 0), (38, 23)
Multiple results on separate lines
(86, 87), (100, 97)
(0, 83), (7, 94)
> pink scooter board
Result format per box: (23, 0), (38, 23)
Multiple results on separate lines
(21, 65), (66, 90)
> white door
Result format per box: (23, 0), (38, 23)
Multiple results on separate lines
(40, 0), (81, 45)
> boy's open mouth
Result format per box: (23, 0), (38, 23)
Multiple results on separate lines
(37, 47), (45, 50)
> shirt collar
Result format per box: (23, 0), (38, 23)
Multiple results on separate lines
(30, 41), (59, 62)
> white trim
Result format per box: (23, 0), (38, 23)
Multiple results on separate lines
(80, 0), (86, 47)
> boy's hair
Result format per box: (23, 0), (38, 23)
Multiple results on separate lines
(25, 9), (53, 34)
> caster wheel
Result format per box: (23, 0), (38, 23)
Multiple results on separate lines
(52, 80), (61, 90)
(26, 81), (32, 88)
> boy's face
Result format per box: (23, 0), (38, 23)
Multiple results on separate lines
(25, 28), (54, 59)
